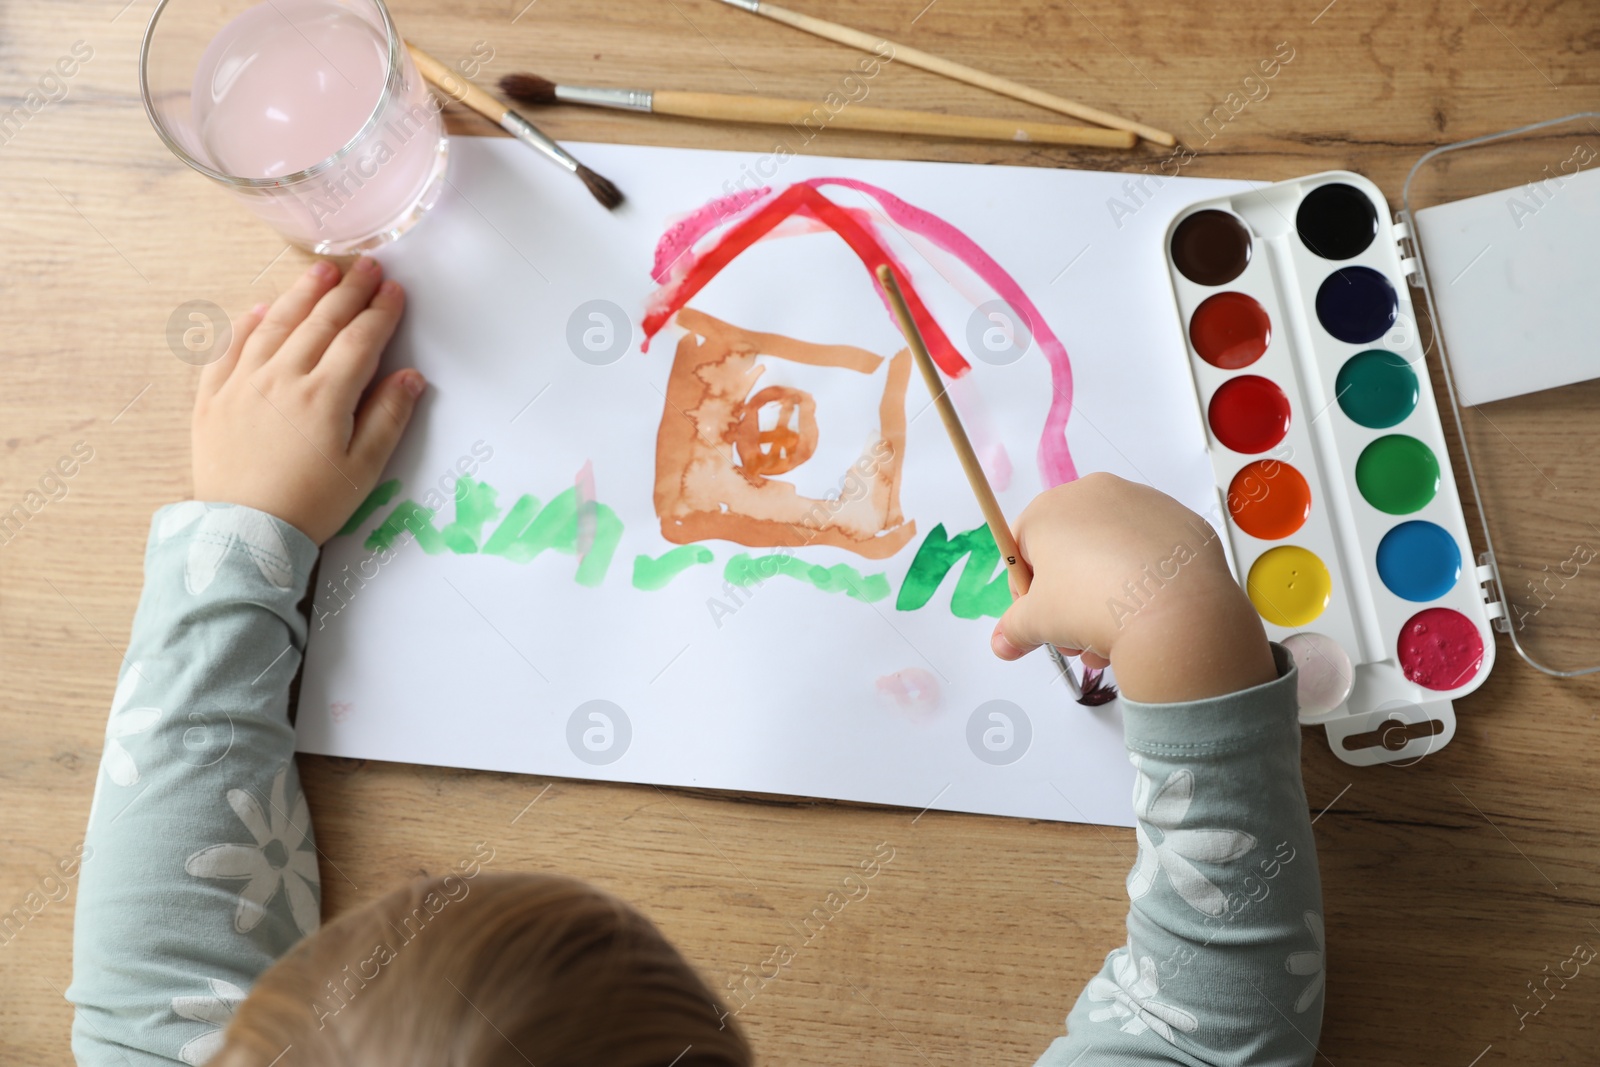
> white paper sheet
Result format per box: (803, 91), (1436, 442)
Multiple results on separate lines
(296, 136), (1254, 827)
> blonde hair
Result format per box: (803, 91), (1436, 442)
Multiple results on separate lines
(211, 872), (752, 1067)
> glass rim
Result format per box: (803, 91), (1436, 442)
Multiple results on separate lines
(139, 0), (409, 190)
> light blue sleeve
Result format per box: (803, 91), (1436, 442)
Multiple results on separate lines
(1035, 644), (1325, 1067)
(68, 503), (323, 1067)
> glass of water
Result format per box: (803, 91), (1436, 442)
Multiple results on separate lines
(140, 0), (448, 253)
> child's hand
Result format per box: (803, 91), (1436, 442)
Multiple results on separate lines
(992, 473), (1278, 703)
(192, 258), (426, 545)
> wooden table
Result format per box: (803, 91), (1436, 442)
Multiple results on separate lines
(4, 1), (1597, 1063)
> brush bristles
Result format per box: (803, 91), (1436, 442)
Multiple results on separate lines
(497, 73), (622, 209)
(576, 164), (625, 211)
(499, 72), (559, 106)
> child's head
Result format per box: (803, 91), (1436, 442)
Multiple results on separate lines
(211, 872), (751, 1066)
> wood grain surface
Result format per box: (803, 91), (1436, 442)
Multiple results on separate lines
(2, 1), (1597, 1064)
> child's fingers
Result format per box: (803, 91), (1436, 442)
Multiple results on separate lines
(992, 594), (1047, 660)
(316, 279), (405, 407)
(348, 368), (426, 475)
(278, 257), (385, 374)
(198, 303), (267, 396)
(238, 260), (342, 371)
(992, 589), (1094, 663)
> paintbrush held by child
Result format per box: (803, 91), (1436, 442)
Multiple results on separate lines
(69, 259), (1323, 1066)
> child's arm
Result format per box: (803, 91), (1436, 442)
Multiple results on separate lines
(993, 476), (1324, 1067)
(68, 260), (424, 1065)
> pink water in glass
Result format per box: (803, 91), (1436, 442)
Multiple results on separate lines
(190, 0), (445, 250)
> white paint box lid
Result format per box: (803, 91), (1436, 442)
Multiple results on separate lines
(1403, 113), (1600, 678)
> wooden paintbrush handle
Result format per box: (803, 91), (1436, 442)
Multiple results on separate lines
(873, 266), (1030, 592)
(651, 91), (1135, 148)
(407, 43), (509, 125)
(876, 265), (1078, 694)
(750, 1), (1175, 146)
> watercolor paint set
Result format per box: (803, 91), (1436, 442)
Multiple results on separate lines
(1161, 113), (1600, 765)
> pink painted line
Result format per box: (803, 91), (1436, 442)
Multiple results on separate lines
(805, 178), (1078, 487)
(651, 186), (771, 287)
(574, 459), (597, 564)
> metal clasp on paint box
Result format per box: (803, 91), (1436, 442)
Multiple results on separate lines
(1477, 550), (1509, 630)
(1391, 214), (1421, 284)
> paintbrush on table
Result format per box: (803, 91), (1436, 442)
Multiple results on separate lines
(406, 44), (623, 210)
(874, 263), (1089, 701)
(498, 73), (1136, 150)
(714, 0), (1176, 147)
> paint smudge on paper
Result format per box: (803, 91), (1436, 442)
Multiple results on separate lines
(337, 479), (400, 537)
(725, 553), (891, 602)
(482, 487), (621, 587)
(441, 477), (501, 554)
(355, 480), (621, 585)
(875, 668), (942, 722)
(980, 445), (1014, 492)
(652, 187), (770, 286)
(633, 545), (715, 590)
(896, 523), (1012, 619)
(574, 460), (598, 565)
(366, 501), (448, 554)
(948, 374), (1013, 492)
(368, 479), (502, 556)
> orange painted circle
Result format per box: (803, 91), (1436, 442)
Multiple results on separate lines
(1227, 460), (1312, 540)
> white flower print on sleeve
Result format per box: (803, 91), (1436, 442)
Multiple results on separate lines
(158, 502), (294, 595)
(185, 766), (321, 935)
(1126, 754), (1256, 918)
(172, 977), (246, 1066)
(1285, 911), (1325, 1013)
(101, 665), (162, 787)
(87, 664), (163, 827)
(1086, 941), (1200, 1042)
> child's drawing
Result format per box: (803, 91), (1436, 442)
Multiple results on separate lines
(642, 176), (1081, 565)
(642, 178), (1082, 487)
(335, 176), (1086, 617)
(299, 138), (1241, 823)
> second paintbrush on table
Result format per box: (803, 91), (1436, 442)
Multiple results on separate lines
(407, 45), (624, 209)
(499, 73), (1137, 150)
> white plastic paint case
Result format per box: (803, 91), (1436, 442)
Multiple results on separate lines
(1164, 171), (1496, 767)
(1154, 113), (1600, 766)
